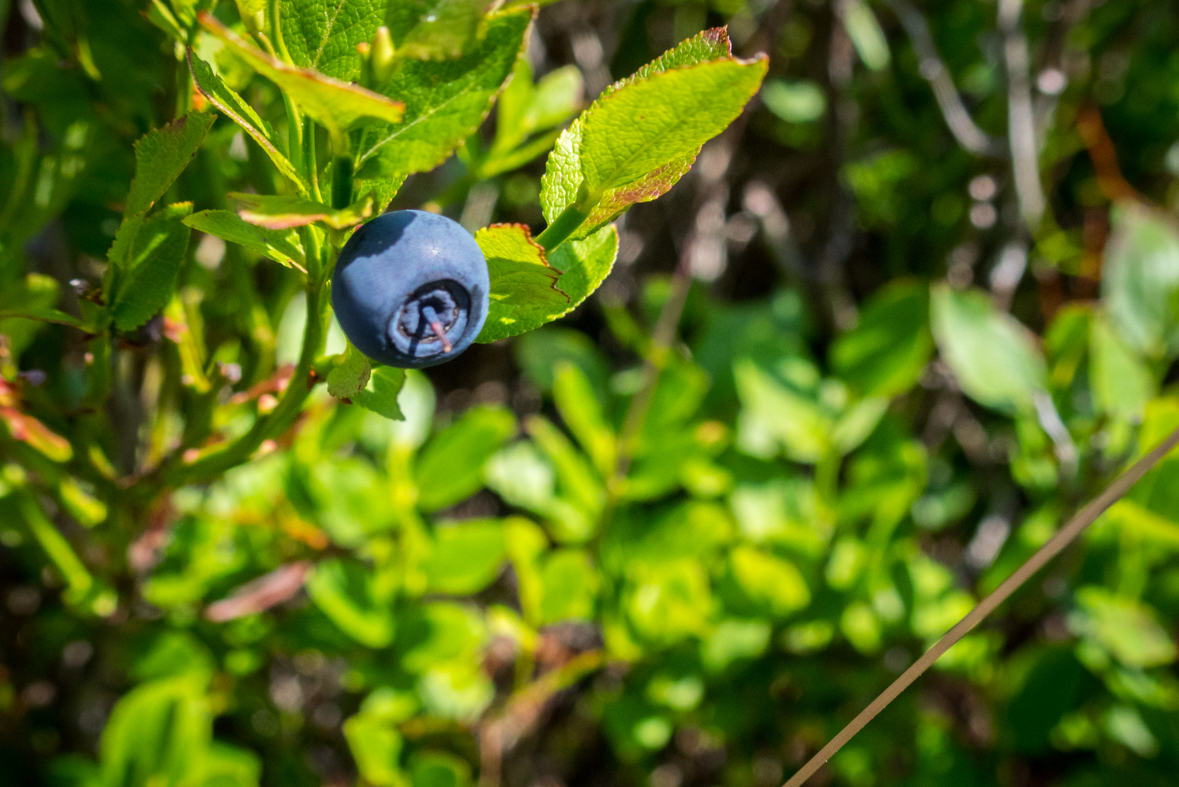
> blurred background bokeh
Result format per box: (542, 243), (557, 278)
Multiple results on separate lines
(3, 1), (1179, 786)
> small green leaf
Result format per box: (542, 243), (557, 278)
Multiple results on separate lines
(280, 0), (384, 80)
(552, 362), (615, 478)
(538, 549), (598, 624)
(306, 558), (396, 647)
(837, 0), (890, 71)
(1102, 202), (1179, 359)
(930, 283), (1047, 413)
(109, 203), (195, 332)
(831, 279), (932, 398)
(199, 11), (405, 150)
(124, 112), (215, 220)
(761, 79), (826, 123)
(0, 306), (81, 328)
(354, 366), (407, 420)
(183, 209), (307, 270)
(327, 342), (373, 399)
(1090, 310), (1154, 421)
(475, 223), (569, 343)
(540, 29), (766, 239)
(187, 50), (307, 191)
(355, 8), (531, 180)
(344, 712), (403, 787)
(386, 0), (491, 60)
(230, 191), (373, 230)
(99, 677), (212, 787)
(419, 520), (507, 594)
(415, 406), (517, 512)
(1070, 586), (1177, 668)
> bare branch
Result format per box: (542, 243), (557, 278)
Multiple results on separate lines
(999, 0), (1047, 230)
(886, 0), (1005, 157)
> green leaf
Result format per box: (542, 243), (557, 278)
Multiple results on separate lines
(386, 0), (491, 60)
(123, 112), (215, 220)
(1090, 310), (1154, 422)
(326, 342), (373, 399)
(541, 30), (766, 238)
(538, 549), (599, 624)
(474, 223), (618, 344)
(305, 558), (395, 648)
(625, 559), (713, 644)
(837, 0), (890, 71)
(99, 677), (211, 787)
(109, 203), (194, 332)
(1102, 202), (1179, 359)
(474, 223), (569, 343)
(831, 279), (932, 398)
(729, 545), (810, 618)
(0, 275), (81, 350)
(280, 0), (385, 81)
(419, 520), (507, 595)
(930, 283), (1047, 413)
(552, 362), (615, 478)
(183, 209), (308, 270)
(1069, 586), (1177, 668)
(230, 191), (372, 230)
(579, 59), (766, 197)
(415, 406), (517, 512)
(355, 8), (531, 180)
(761, 79), (826, 123)
(482, 59), (582, 177)
(526, 414), (604, 534)
(702, 619), (771, 670)
(199, 11), (404, 150)
(354, 365), (407, 420)
(187, 49), (307, 191)
(344, 712), (403, 787)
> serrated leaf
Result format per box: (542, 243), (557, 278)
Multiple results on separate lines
(475, 223), (569, 343)
(930, 283), (1047, 413)
(579, 59), (766, 199)
(354, 365), (406, 420)
(124, 112), (215, 220)
(540, 31), (765, 239)
(110, 203), (194, 332)
(230, 191), (372, 230)
(0, 306), (82, 327)
(199, 11), (404, 150)
(472, 223), (617, 344)
(187, 49), (307, 191)
(327, 342), (372, 399)
(387, 0), (491, 60)
(355, 8), (530, 180)
(183, 210), (307, 270)
(280, 0), (385, 80)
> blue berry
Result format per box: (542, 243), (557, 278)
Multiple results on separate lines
(332, 210), (490, 369)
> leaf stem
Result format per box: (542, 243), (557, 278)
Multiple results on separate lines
(535, 202), (592, 253)
(781, 425), (1179, 787)
(155, 277), (328, 489)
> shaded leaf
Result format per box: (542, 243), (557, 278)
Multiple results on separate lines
(355, 8), (531, 180)
(354, 366), (407, 420)
(831, 278), (932, 398)
(184, 209), (307, 270)
(230, 191), (372, 230)
(187, 49), (306, 190)
(110, 203), (194, 332)
(475, 223), (568, 343)
(199, 11), (404, 150)
(416, 406), (517, 511)
(326, 342), (372, 399)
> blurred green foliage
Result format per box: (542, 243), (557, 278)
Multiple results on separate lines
(2, 1), (1179, 787)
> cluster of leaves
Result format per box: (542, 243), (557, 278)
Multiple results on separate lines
(3, 0), (1179, 787)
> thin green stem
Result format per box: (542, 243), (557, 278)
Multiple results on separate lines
(535, 202), (592, 253)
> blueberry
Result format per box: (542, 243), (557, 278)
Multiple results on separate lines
(332, 210), (490, 369)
